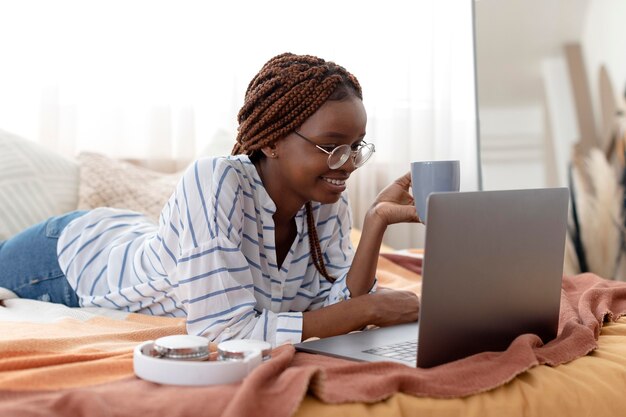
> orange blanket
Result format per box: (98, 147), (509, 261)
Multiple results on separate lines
(1, 256), (626, 417)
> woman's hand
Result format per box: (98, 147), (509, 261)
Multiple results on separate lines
(301, 288), (419, 340)
(366, 288), (420, 327)
(367, 172), (421, 226)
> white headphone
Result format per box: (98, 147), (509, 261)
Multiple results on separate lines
(133, 335), (272, 386)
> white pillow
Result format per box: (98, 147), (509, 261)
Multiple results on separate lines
(0, 130), (79, 240)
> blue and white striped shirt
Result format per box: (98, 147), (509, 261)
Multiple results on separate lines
(57, 155), (358, 346)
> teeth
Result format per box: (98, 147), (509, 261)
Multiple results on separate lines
(323, 178), (346, 186)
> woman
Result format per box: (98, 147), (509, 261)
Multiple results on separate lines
(0, 53), (420, 346)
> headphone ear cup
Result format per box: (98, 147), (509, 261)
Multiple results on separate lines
(133, 337), (266, 386)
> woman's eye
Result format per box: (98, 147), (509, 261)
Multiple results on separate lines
(351, 143), (363, 151)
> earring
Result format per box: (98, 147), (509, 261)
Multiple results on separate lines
(271, 152), (277, 158)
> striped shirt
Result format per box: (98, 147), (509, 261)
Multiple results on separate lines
(57, 155), (360, 346)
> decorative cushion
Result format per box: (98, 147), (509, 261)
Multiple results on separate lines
(77, 153), (182, 223)
(0, 130), (79, 240)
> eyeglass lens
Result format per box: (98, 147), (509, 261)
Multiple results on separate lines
(327, 143), (374, 169)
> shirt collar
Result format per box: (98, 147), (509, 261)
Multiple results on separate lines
(233, 154), (277, 215)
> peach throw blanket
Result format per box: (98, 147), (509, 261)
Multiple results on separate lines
(1, 256), (626, 417)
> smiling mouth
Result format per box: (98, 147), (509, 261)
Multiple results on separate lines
(322, 177), (347, 186)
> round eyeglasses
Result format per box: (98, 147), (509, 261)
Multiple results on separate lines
(293, 131), (375, 170)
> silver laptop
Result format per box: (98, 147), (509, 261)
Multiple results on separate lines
(295, 188), (569, 368)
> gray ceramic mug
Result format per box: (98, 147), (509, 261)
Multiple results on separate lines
(410, 160), (460, 223)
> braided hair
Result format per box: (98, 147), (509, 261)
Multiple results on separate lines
(232, 53), (362, 282)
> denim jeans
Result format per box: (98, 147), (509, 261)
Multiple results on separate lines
(0, 210), (87, 306)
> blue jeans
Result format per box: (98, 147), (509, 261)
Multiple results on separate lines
(0, 210), (87, 307)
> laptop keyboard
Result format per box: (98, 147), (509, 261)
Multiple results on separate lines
(363, 340), (417, 363)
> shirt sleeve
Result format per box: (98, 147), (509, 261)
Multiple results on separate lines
(173, 240), (304, 346)
(156, 158), (303, 346)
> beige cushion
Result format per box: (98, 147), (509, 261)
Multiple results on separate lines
(0, 130), (79, 240)
(77, 153), (182, 222)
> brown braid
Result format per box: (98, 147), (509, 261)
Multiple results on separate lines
(305, 202), (334, 282)
(231, 53), (361, 282)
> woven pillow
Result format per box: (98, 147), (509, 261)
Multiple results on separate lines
(77, 152), (182, 223)
(0, 130), (79, 240)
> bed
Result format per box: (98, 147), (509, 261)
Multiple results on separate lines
(1, 253), (626, 417)
(2, 130), (626, 416)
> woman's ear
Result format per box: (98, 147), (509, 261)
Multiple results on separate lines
(260, 145), (278, 159)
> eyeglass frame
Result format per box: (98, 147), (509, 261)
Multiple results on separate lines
(293, 130), (375, 169)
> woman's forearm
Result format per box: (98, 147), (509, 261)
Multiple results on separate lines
(345, 210), (386, 297)
(301, 296), (374, 340)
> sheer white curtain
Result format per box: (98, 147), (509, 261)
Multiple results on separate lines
(0, 0), (478, 248)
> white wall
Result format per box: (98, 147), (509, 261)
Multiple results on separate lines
(479, 106), (547, 190)
(582, 0), (626, 136)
